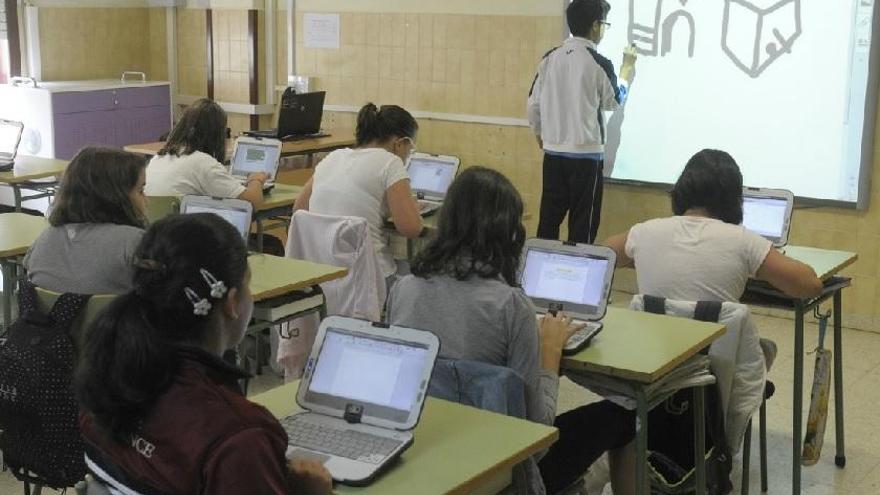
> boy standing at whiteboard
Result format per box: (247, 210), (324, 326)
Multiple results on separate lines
(528, 0), (636, 243)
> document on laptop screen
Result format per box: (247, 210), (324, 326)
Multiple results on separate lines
(742, 196), (787, 239)
(521, 250), (610, 308)
(408, 159), (456, 195)
(183, 206), (250, 239)
(309, 329), (430, 413)
(0, 124), (21, 155)
(232, 143), (280, 175)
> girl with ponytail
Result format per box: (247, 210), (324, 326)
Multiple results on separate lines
(75, 214), (332, 494)
(294, 103), (423, 287)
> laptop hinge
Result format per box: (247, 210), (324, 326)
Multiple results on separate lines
(371, 322), (390, 329)
(344, 403), (364, 424)
(562, 241), (577, 247)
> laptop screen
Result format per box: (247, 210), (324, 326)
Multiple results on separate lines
(231, 141), (281, 178)
(408, 157), (458, 197)
(521, 249), (611, 313)
(0, 121), (23, 157)
(182, 204), (251, 240)
(306, 328), (431, 423)
(742, 195), (788, 241)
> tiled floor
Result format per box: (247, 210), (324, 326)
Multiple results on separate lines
(2, 305), (879, 494)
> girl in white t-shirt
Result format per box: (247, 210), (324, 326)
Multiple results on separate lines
(294, 103), (423, 280)
(144, 99), (267, 207)
(604, 149), (822, 301)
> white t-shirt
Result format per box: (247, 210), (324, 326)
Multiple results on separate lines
(625, 216), (772, 302)
(308, 148), (410, 277)
(144, 151), (246, 199)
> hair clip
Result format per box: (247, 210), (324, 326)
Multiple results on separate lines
(199, 268), (227, 299)
(184, 287), (212, 316)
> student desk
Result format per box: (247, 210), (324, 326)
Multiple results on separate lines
(250, 381), (558, 495)
(561, 306), (726, 495)
(123, 129), (356, 166)
(0, 156), (68, 212)
(0, 213), (48, 331)
(741, 245), (858, 494)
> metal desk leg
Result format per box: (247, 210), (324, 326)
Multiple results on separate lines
(13, 186), (22, 213)
(635, 388), (649, 495)
(833, 290), (847, 468)
(255, 218), (265, 253)
(793, 304), (805, 494)
(694, 386), (707, 495)
(1, 261), (15, 332)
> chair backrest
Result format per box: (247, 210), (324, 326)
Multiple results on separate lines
(35, 287), (115, 350)
(144, 195), (179, 224)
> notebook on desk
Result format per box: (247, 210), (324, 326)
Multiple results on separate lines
(246, 91), (327, 140)
(519, 239), (616, 355)
(742, 187), (794, 248)
(407, 153), (460, 217)
(0, 119), (24, 171)
(179, 195), (252, 241)
(283, 316), (440, 486)
(229, 136), (282, 192)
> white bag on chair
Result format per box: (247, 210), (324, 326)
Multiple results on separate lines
(276, 211), (386, 379)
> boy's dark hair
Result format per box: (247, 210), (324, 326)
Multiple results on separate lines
(567, 0), (611, 38)
(49, 147), (147, 228)
(355, 103), (418, 147)
(671, 149), (744, 225)
(411, 166), (526, 287)
(159, 98), (228, 163)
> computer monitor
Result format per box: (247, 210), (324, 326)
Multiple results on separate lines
(406, 153), (460, 200)
(179, 196), (253, 241)
(742, 188), (794, 247)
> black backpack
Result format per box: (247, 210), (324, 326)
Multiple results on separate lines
(0, 281), (91, 489)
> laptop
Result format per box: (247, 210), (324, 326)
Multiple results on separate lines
(282, 316), (440, 486)
(0, 119), (24, 171)
(246, 91), (327, 140)
(742, 187), (794, 248)
(229, 136), (282, 192)
(519, 239), (617, 355)
(406, 153), (460, 217)
(179, 195), (253, 241)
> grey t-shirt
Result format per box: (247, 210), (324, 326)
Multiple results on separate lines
(24, 223), (144, 295)
(387, 273), (558, 426)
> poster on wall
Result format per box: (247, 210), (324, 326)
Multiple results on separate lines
(304, 13), (340, 49)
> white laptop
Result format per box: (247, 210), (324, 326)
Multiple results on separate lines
(406, 153), (460, 216)
(282, 316), (440, 486)
(519, 239), (617, 355)
(0, 119), (24, 170)
(179, 195), (253, 241)
(742, 187), (794, 248)
(229, 136), (283, 191)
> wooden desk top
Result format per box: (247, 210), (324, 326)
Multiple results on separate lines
(782, 245), (858, 280)
(259, 183), (301, 212)
(123, 129), (356, 158)
(248, 254), (347, 302)
(0, 156), (67, 184)
(0, 213), (48, 258)
(561, 306), (726, 384)
(250, 381), (558, 495)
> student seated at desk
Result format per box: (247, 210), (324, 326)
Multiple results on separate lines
(24, 147), (147, 294)
(603, 149), (823, 301)
(294, 103), (423, 284)
(75, 214), (332, 495)
(145, 98), (267, 207)
(387, 167), (640, 495)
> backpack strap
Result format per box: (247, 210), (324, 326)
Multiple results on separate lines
(16, 280), (40, 317)
(694, 301), (723, 323)
(48, 293), (92, 329)
(643, 295), (667, 315)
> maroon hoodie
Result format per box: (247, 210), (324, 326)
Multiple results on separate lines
(80, 347), (295, 494)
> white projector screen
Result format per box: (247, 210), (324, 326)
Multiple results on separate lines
(593, 0), (879, 207)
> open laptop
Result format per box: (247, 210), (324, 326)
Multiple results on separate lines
(0, 119), (24, 171)
(742, 187), (794, 248)
(519, 239), (616, 355)
(407, 153), (460, 216)
(282, 316), (440, 486)
(179, 196), (253, 241)
(229, 136), (282, 192)
(246, 91), (327, 140)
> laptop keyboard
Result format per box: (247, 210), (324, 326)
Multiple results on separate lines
(418, 200), (440, 216)
(281, 415), (403, 464)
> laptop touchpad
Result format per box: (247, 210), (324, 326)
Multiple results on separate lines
(287, 447), (331, 464)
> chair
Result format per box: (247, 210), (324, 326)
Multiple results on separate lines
(35, 287), (115, 350)
(143, 195), (179, 224)
(428, 358), (545, 495)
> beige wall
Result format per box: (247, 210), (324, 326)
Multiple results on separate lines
(39, 7), (151, 81)
(176, 8), (207, 96)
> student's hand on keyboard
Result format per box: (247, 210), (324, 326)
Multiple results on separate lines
(288, 459), (333, 495)
(247, 172), (269, 184)
(538, 312), (586, 373)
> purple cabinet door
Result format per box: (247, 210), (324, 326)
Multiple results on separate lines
(53, 110), (118, 160)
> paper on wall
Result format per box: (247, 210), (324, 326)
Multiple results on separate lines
(304, 13), (340, 49)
